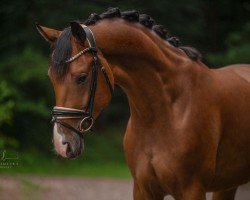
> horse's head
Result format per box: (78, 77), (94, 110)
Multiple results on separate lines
(36, 21), (114, 159)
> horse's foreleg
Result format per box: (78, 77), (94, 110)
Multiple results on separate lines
(212, 187), (238, 200)
(180, 190), (206, 200)
(175, 182), (206, 200)
(133, 181), (145, 200)
(133, 180), (164, 200)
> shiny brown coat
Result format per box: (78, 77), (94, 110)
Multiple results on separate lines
(37, 19), (250, 200)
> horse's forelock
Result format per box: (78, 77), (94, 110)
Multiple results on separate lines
(50, 27), (72, 80)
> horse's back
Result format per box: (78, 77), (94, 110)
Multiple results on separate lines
(218, 64), (250, 83)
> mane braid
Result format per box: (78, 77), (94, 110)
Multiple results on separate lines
(167, 37), (181, 47)
(83, 7), (202, 61)
(100, 7), (121, 19)
(152, 25), (168, 40)
(121, 10), (139, 22)
(84, 13), (101, 25)
(139, 14), (155, 28)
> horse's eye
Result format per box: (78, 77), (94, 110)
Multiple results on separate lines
(76, 75), (87, 85)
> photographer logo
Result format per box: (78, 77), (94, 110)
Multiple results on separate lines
(0, 150), (19, 169)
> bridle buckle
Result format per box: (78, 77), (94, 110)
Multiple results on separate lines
(79, 116), (94, 132)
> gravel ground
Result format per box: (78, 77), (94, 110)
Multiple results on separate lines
(0, 175), (249, 200)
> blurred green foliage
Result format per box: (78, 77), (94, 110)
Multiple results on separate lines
(208, 21), (250, 66)
(0, 81), (14, 126)
(0, 128), (130, 178)
(0, 0), (249, 175)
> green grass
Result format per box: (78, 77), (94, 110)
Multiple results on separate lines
(0, 127), (131, 178)
(1, 160), (131, 178)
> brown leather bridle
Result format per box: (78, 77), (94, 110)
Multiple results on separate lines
(51, 25), (113, 138)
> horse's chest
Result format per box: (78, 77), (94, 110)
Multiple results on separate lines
(123, 128), (177, 192)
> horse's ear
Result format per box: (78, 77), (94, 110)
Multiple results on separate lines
(70, 21), (86, 43)
(35, 23), (60, 43)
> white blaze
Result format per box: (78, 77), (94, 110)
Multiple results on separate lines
(53, 124), (67, 158)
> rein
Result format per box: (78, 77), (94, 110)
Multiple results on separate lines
(51, 25), (113, 138)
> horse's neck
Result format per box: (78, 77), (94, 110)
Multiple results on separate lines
(93, 20), (199, 127)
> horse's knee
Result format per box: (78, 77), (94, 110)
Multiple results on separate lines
(212, 187), (238, 200)
(175, 182), (206, 200)
(180, 190), (206, 200)
(133, 180), (164, 200)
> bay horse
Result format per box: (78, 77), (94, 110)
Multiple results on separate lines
(36, 8), (250, 200)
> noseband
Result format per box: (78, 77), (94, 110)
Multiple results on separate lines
(51, 25), (114, 138)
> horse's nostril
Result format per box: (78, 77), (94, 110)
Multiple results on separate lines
(61, 140), (72, 156)
(62, 134), (68, 145)
(61, 139), (75, 158)
(59, 133), (83, 159)
(66, 143), (74, 158)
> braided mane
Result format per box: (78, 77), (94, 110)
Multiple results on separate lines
(84, 7), (201, 61)
(51, 7), (202, 80)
